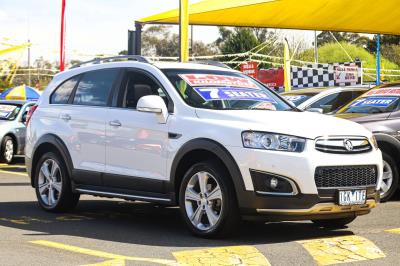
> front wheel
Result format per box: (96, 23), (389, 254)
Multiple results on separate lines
(0, 136), (15, 164)
(380, 152), (399, 202)
(179, 161), (240, 238)
(34, 152), (80, 212)
(312, 217), (356, 229)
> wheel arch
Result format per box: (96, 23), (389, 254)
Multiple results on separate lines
(375, 133), (400, 165)
(30, 134), (73, 187)
(169, 138), (245, 204)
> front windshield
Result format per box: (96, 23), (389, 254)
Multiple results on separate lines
(162, 69), (293, 111)
(0, 104), (22, 121)
(339, 88), (400, 114)
(282, 94), (316, 106)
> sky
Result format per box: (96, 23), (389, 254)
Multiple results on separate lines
(0, 0), (316, 65)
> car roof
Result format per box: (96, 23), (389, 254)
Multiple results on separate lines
(153, 62), (237, 72)
(282, 86), (369, 95)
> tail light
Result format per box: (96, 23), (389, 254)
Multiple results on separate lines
(26, 104), (38, 126)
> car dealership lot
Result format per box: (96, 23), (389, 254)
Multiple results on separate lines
(0, 160), (399, 266)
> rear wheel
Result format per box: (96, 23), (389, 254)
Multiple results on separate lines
(0, 136), (15, 164)
(179, 161), (240, 238)
(34, 152), (80, 212)
(312, 217), (356, 229)
(380, 152), (399, 202)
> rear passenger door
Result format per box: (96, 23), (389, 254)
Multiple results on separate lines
(56, 68), (120, 185)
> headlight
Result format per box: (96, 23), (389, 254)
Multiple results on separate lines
(370, 135), (379, 150)
(242, 131), (306, 152)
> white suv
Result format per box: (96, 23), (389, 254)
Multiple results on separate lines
(26, 56), (383, 237)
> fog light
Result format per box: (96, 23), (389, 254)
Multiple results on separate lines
(270, 177), (278, 189)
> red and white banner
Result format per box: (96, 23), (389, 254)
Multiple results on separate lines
(240, 61), (259, 79)
(179, 74), (258, 89)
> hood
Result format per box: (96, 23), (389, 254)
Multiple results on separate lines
(195, 109), (371, 139)
(335, 112), (390, 123)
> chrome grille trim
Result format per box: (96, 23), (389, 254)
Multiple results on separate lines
(315, 136), (372, 154)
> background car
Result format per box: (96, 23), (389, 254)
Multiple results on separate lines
(282, 86), (369, 114)
(0, 100), (35, 163)
(335, 82), (400, 201)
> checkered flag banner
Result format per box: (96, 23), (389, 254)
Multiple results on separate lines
(291, 61), (362, 88)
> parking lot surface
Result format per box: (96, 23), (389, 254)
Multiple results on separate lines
(0, 159), (399, 266)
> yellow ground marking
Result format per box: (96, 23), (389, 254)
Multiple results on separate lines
(0, 164), (26, 168)
(298, 235), (385, 265)
(173, 246), (271, 266)
(385, 228), (400, 234)
(30, 240), (179, 266)
(56, 214), (93, 221)
(0, 169), (27, 176)
(0, 216), (51, 225)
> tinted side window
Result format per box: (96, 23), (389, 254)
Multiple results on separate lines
(308, 92), (340, 113)
(50, 76), (79, 104)
(119, 71), (168, 109)
(73, 69), (118, 106)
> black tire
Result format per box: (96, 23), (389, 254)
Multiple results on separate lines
(312, 217), (356, 229)
(179, 160), (240, 238)
(380, 152), (399, 202)
(34, 152), (80, 212)
(0, 136), (15, 164)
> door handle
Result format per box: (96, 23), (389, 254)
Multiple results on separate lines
(60, 114), (71, 121)
(109, 120), (122, 127)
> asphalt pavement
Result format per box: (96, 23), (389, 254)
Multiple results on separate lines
(0, 158), (399, 266)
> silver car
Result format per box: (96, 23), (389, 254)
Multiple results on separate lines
(0, 100), (36, 163)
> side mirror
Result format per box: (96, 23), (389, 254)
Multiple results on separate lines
(306, 108), (323, 114)
(137, 95), (168, 124)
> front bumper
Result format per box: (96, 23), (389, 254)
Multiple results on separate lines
(226, 141), (382, 221)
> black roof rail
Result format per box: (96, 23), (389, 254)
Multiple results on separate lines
(70, 55), (150, 69)
(192, 60), (232, 69)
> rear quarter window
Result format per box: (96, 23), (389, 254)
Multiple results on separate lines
(50, 76), (80, 104)
(72, 69), (119, 106)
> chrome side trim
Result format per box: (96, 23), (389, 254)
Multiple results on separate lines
(75, 188), (171, 202)
(256, 199), (377, 215)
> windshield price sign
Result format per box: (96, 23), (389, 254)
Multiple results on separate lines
(0, 105), (16, 118)
(194, 87), (274, 102)
(179, 74), (258, 89)
(365, 87), (400, 97)
(350, 97), (398, 107)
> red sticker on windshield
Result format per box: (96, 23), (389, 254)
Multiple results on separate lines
(364, 87), (400, 96)
(179, 74), (258, 89)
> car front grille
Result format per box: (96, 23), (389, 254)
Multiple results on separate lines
(315, 137), (372, 154)
(314, 165), (377, 188)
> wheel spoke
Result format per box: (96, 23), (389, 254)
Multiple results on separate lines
(48, 187), (54, 205)
(197, 172), (208, 193)
(50, 162), (59, 180)
(207, 186), (221, 201)
(380, 181), (389, 193)
(191, 205), (203, 226)
(186, 187), (201, 201)
(382, 171), (392, 180)
(52, 181), (62, 193)
(205, 205), (218, 226)
(38, 182), (48, 194)
(40, 162), (51, 181)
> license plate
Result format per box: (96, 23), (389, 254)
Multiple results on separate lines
(338, 189), (367, 206)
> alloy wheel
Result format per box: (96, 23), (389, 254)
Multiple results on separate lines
(4, 139), (13, 162)
(381, 160), (394, 198)
(184, 171), (223, 231)
(38, 159), (63, 207)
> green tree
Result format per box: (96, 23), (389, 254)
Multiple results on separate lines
(317, 31), (368, 47)
(140, 25), (216, 57)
